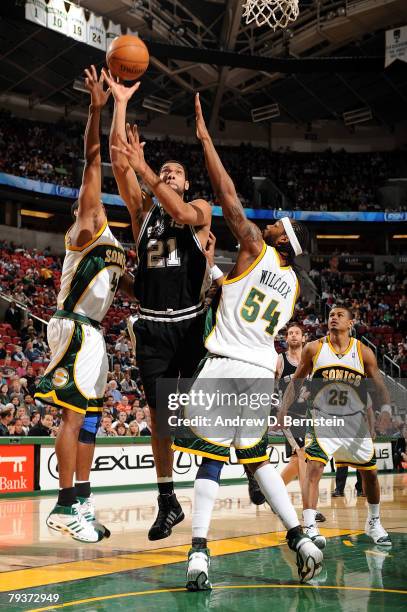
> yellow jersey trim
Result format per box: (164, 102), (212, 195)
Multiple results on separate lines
(34, 391), (86, 415)
(272, 247), (292, 271)
(171, 444), (229, 462)
(223, 242), (267, 285)
(311, 339), (324, 369)
(335, 462), (376, 471)
(238, 455), (269, 464)
(66, 219), (108, 252)
(305, 453), (328, 465)
(357, 340), (365, 373)
(327, 335), (353, 357)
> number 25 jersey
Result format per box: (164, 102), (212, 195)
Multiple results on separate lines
(205, 242), (299, 372)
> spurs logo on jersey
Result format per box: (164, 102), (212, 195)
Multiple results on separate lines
(311, 336), (367, 417)
(205, 243), (299, 372)
(135, 198), (210, 322)
(58, 221), (125, 323)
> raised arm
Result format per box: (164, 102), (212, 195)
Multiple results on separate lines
(112, 126), (211, 228)
(70, 66), (110, 248)
(102, 69), (147, 243)
(195, 93), (263, 258)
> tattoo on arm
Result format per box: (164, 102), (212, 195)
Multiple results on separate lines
(223, 202), (262, 245)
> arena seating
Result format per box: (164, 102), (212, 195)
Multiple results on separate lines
(0, 108), (401, 212)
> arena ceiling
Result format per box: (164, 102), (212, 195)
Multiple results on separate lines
(0, 0), (407, 128)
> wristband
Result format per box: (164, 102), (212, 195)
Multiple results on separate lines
(211, 265), (223, 281)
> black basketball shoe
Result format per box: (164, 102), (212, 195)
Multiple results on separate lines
(244, 465), (266, 505)
(148, 493), (185, 541)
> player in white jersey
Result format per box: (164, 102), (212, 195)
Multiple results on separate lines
(278, 306), (392, 549)
(35, 66), (128, 543)
(170, 94), (323, 590)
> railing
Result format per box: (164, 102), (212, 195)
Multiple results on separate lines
(361, 335), (378, 358)
(0, 291), (48, 334)
(383, 354), (401, 380)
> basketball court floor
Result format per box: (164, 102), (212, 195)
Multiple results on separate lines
(0, 473), (406, 611)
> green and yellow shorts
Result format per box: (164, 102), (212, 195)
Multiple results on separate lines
(35, 312), (107, 415)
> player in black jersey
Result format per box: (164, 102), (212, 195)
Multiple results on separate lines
(276, 324), (325, 522)
(105, 71), (211, 540)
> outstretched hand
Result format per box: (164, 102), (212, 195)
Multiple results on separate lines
(111, 123), (147, 174)
(84, 65), (111, 108)
(101, 68), (140, 103)
(195, 93), (210, 141)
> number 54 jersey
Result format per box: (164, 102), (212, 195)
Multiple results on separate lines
(206, 242), (299, 373)
(58, 221), (125, 323)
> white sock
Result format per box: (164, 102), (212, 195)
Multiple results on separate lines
(192, 479), (219, 539)
(75, 480), (89, 484)
(368, 503), (380, 519)
(254, 464), (299, 530)
(303, 508), (317, 528)
(157, 477), (173, 483)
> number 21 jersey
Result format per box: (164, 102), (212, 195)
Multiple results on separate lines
(135, 199), (210, 322)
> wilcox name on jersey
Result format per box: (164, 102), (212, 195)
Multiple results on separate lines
(259, 270), (294, 299)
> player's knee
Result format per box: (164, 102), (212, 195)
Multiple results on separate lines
(78, 414), (101, 444)
(196, 457), (224, 483)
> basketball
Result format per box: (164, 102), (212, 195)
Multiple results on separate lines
(106, 34), (149, 81)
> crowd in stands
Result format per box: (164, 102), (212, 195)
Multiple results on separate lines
(0, 108), (400, 212)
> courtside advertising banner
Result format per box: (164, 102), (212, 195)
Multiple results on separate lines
(39, 443), (332, 491)
(0, 445), (34, 493)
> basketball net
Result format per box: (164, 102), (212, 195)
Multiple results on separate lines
(242, 0), (299, 30)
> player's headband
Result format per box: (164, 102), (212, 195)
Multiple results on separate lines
(281, 217), (302, 256)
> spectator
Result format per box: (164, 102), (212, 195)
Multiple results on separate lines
(25, 365), (37, 395)
(112, 411), (129, 430)
(140, 413), (152, 436)
(128, 420), (140, 436)
(25, 341), (42, 362)
(30, 411), (41, 428)
(0, 341), (6, 360)
(116, 395), (131, 414)
(11, 345), (25, 362)
(134, 408), (147, 431)
(21, 414), (31, 434)
(0, 383), (10, 405)
(8, 418), (26, 436)
(107, 380), (122, 403)
(27, 413), (53, 436)
(16, 359), (29, 378)
(115, 423), (128, 436)
(0, 407), (14, 435)
(120, 370), (139, 394)
(4, 301), (21, 329)
(97, 415), (117, 437)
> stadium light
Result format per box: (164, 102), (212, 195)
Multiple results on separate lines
(21, 209), (54, 219)
(251, 103), (280, 123)
(142, 96), (172, 114)
(316, 235), (360, 239)
(392, 235), (407, 239)
(343, 107), (373, 126)
(109, 221), (131, 228)
(73, 79), (88, 94)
